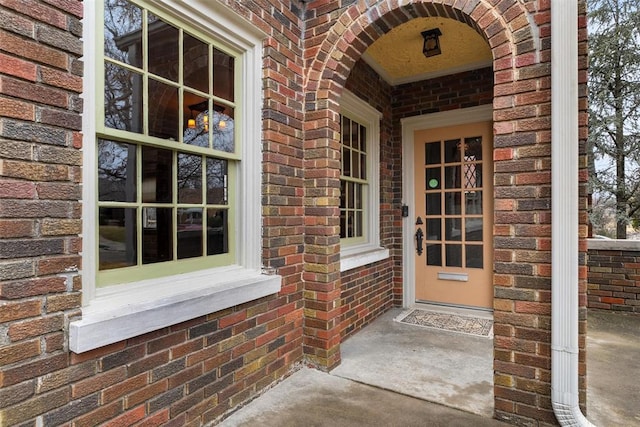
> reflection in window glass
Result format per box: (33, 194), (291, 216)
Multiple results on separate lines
(444, 139), (460, 163)
(213, 107), (235, 153)
(104, 63), (143, 132)
(183, 94), (209, 147)
(142, 207), (172, 264)
(466, 218), (483, 241)
(445, 218), (462, 241)
(103, 0), (142, 67)
(465, 191), (483, 215)
(213, 48), (234, 101)
(464, 137), (482, 161)
(99, 207), (137, 270)
(445, 165), (460, 189)
(183, 33), (209, 93)
(148, 79), (179, 140)
(426, 193), (441, 215)
(178, 208), (203, 259)
(425, 141), (440, 165)
(178, 154), (202, 204)
(207, 208), (228, 255)
(142, 146), (173, 203)
(147, 15), (178, 81)
(98, 140), (137, 202)
(426, 218), (441, 241)
(207, 158), (228, 205)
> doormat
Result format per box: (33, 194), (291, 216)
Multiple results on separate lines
(396, 309), (493, 337)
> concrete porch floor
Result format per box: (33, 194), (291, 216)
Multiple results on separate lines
(219, 308), (640, 426)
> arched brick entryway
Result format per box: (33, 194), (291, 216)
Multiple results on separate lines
(300, 0), (587, 424)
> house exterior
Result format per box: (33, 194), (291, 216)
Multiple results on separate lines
(0, 1), (589, 426)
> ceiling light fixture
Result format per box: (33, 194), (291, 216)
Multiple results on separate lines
(421, 28), (442, 58)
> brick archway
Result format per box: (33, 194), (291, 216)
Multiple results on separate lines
(301, 0), (579, 424)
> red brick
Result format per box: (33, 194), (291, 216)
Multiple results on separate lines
(0, 30), (67, 69)
(0, 339), (41, 365)
(8, 314), (64, 341)
(0, 352), (68, 386)
(102, 373), (148, 403)
(72, 366), (127, 399)
(102, 404), (147, 427)
(74, 400), (124, 427)
(126, 380), (168, 409)
(0, 276), (67, 299)
(0, 52), (37, 81)
(0, 96), (35, 120)
(1, 0), (67, 29)
(0, 299), (41, 322)
(0, 219), (35, 238)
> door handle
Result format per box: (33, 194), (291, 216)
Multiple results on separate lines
(415, 227), (424, 256)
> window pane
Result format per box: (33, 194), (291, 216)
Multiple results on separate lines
(426, 244), (442, 266)
(147, 15), (178, 81)
(206, 158), (228, 205)
(178, 208), (202, 259)
(466, 245), (483, 269)
(342, 147), (351, 177)
(355, 211), (363, 237)
(142, 146), (173, 203)
(445, 218), (462, 241)
(446, 244), (462, 267)
(148, 78), (179, 140)
(98, 139), (137, 202)
(342, 117), (352, 147)
(178, 154), (202, 204)
(99, 207), (137, 270)
(426, 218), (441, 241)
(445, 192), (461, 215)
(355, 182), (363, 209)
(340, 209), (346, 239)
(425, 141), (440, 165)
(359, 125), (366, 154)
(104, 0), (143, 67)
(464, 136), (482, 161)
(142, 207), (172, 264)
(445, 165), (460, 189)
(183, 94), (209, 147)
(352, 147), (360, 178)
(183, 33), (209, 93)
(464, 163), (482, 189)
(466, 218), (483, 241)
(104, 62), (143, 133)
(426, 193), (441, 215)
(347, 182), (354, 209)
(207, 208), (228, 255)
(213, 107), (235, 153)
(465, 191), (483, 215)
(426, 167), (440, 190)
(360, 148), (367, 180)
(213, 48), (234, 101)
(444, 139), (460, 163)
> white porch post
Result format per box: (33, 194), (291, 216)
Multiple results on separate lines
(550, 1), (595, 425)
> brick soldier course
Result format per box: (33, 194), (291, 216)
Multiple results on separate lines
(0, 1), (588, 426)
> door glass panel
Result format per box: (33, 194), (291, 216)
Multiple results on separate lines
(445, 218), (462, 241)
(444, 139), (460, 163)
(426, 219), (441, 241)
(425, 141), (440, 165)
(465, 218), (483, 241)
(445, 192), (461, 215)
(465, 191), (483, 214)
(466, 245), (483, 268)
(426, 167), (441, 190)
(99, 207), (137, 270)
(426, 193), (441, 215)
(426, 244), (442, 266)
(464, 137), (482, 161)
(445, 165), (460, 189)
(446, 244), (462, 267)
(177, 208), (202, 259)
(464, 163), (482, 188)
(142, 207), (172, 264)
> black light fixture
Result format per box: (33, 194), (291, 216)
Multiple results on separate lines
(421, 28), (442, 58)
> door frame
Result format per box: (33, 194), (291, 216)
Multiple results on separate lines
(401, 105), (493, 308)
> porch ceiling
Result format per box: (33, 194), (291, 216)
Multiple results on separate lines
(362, 17), (492, 86)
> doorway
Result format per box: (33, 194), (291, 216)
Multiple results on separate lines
(402, 106), (494, 310)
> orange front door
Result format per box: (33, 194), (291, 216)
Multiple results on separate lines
(413, 121), (493, 309)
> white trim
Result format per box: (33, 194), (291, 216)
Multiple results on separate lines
(74, 0), (279, 352)
(550, 1), (595, 425)
(587, 238), (640, 251)
(361, 51), (492, 86)
(339, 90), (389, 272)
(401, 105), (492, 308)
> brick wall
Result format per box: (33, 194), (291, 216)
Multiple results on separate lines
(587, 240), (640, 313)
(0, 0), (308, 425)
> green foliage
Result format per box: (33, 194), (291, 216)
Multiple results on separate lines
(588, 0), (640, 238)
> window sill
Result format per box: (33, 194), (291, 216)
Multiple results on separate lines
(340, 246), (390, 272)
(69, 266), (281, 353)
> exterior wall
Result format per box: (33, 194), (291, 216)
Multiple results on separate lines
(587, 240), (640, 313)
(0, 1), (589, 426)
(0, 0), (308, 425)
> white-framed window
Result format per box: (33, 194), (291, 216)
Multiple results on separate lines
(339, 91), (389, 272)
(70, 0), (280, 353)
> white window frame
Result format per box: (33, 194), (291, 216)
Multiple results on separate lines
(339, 91), (389, 272)
(70, 0), (280, 353)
